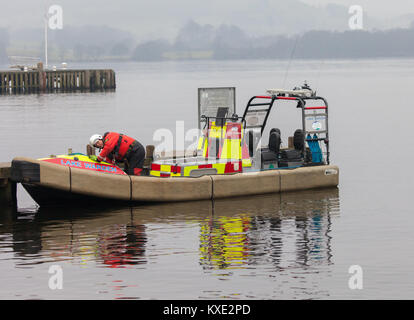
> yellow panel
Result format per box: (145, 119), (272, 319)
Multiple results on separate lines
(242, 159), (252, 167)
(220, 139), (229, 158)
(197, 136), (205, 150)
(160, 165), (171, 172)
(208, 124), (226, 138)
(198, 137), (208, 157)
(183, 165), (199, 176)
(150, 170), (161, 177)
(221, 139), (241, 160)
(203, 138), (208, 157)
(212, 163), (226, 174)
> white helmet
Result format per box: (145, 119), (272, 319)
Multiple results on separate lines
(89, 134), (103, 147)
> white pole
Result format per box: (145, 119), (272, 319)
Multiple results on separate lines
(44, 16), (48, 68)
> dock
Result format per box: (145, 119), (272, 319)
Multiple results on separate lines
(0, 63), (116, 93)
(0, 163), (16, 209)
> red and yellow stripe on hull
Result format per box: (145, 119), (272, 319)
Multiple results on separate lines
(150, 160), (242, 178)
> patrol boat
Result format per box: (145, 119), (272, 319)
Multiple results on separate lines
(10, 84), (339, 206)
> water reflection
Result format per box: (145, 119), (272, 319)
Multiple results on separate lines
(0, 207), (147, 268)
(0, 188), (339, 273)
(200, 216), (251, 269)
(92, 224), (147, 268)
(199, 189), (339, 270)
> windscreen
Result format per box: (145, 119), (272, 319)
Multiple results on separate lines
(198, 87), (235, 129)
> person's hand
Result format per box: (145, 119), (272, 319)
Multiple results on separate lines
(89, 155), (98, 162)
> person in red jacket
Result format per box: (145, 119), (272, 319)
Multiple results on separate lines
(89, 132), (145, 176)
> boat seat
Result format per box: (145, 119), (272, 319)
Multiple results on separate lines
(261, 129), (281, 167)
(293, 129), (305, 151)
(268, 129), (281, 154)
(270, 127), (281, 137)
(278, 129), (304, 167)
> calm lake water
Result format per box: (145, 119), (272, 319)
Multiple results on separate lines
(0, 59), (413, 299)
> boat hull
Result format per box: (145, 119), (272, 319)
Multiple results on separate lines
(11, 157), (339, 206)
(20, 183), (130, 207)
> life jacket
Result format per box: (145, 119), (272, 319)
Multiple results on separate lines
(100, 132), (136, 161)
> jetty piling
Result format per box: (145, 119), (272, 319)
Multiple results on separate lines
(0, 163), (17, 209)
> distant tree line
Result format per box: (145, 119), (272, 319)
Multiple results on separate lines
(132, 20), (414, 61)
(48, 25), (135, 61)
(7, 25), (135, 62)
(4, 21), (414, 63)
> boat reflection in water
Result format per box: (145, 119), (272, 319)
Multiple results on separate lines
(0, 188), (339, 271)
(0, 206), (148, 268)
(198, 188), (339, 270)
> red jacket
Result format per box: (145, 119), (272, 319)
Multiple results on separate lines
(98, 132), (135, 162)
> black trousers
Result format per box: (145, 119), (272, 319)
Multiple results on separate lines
(124, 143), (145, 175)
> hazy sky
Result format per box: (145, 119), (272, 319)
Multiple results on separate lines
(0, 0), (413, 41)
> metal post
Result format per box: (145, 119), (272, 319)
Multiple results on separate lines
(44, 17), (48, 69)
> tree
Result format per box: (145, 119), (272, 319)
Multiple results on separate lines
(213, 24), (251, 59)
(174, 20), (215, 50)
(109, 40), (132, 56)
(131, 40), (171, 61)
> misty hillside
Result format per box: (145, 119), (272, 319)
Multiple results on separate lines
(2, 20), (414, 63)
(131, 21), (414, 61)
(0, 0), (403, 41)
(1, 1), (414, 63)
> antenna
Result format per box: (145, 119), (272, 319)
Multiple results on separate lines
(282, 35), (299, 88)
(314, 59), (325, 94)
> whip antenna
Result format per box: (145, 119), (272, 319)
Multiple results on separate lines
(282, 35), (299, 88)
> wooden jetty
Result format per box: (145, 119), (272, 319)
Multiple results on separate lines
(0, 63), (116, 94)
(0, 163), (16, 209)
